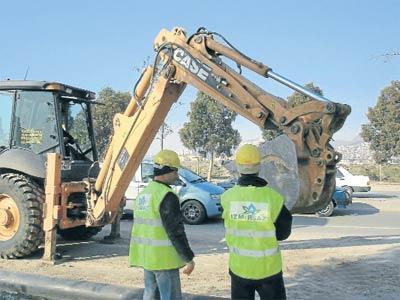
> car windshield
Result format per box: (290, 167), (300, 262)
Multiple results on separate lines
(178, 168), (205, 183)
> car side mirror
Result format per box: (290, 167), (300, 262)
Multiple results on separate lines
(176, 179), (186, 187)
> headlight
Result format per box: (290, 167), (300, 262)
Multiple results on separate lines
(210, 194), (220, 200)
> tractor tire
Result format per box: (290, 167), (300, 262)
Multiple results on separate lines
(181, 200), (206, 225)
(58, 225), (102, 241)
(0, 173), (44, 258)
(316, 201), (334, 217)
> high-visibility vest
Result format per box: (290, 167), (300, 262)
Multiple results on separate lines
(221, 185), (284, 280)
(129, 181), (185, 270)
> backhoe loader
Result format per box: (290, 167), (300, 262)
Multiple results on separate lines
(0, 27), (350, 260)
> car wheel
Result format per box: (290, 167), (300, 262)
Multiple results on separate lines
(343, 186), (353, 195)
(316, 201), (334, 217)
(181, 200), (206, 225)
(344, 190), (352, 205)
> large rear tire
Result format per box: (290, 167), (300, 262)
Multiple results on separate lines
(58, 226), (102, 241)
(0, 173), (44, 258)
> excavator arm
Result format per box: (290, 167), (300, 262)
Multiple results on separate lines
(86, 27), (350, 226)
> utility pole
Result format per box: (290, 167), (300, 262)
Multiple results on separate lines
(159, 122), (172, 151)
(160, 123), (165, 150)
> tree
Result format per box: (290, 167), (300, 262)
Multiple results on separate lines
(68, 88), (131, 160)
(379, 51), (400, 63)
(92, 88), (131, 158)
(179, 92), (241, 180)
(286, 82), (323, 108)
(361, 81), (400, 163)
(261, 82), (323, 140)
(157, 122), (173, 150)
(71, 88), (131, 159)
(261, 128), (282, 142)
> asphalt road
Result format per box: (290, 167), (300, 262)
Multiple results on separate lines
(105, 189), (400, 256)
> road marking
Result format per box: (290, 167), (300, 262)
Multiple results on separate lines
(294, 225), (400, 230)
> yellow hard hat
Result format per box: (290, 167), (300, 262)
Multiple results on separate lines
(153, 149), (181, 169)
(235, 144), (261, 165)
(235, 144), (261, 174)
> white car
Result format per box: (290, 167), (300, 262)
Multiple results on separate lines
(336, 167), (371, 194)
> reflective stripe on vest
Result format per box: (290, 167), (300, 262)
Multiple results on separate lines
(131, 236), (173, 247)
(225, 228), (275, 238)
(134, 217), (163, 227)
(229, 246), (279, 258)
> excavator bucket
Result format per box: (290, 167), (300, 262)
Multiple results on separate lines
(222, 132), (342, 213)
(222, 135), (300, 210)
(258, 135), (300, 210)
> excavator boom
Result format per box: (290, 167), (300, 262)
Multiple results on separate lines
(88, 27), (351, 225)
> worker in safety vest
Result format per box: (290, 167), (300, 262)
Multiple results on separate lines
(221, 144), (292, 300)
(129, 150), (195, 300)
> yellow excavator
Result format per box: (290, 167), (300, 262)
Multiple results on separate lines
(0, 27), (350, 260)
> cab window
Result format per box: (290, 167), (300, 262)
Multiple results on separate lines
(0, 91), (13, 148)
(12, 91), (58, 154)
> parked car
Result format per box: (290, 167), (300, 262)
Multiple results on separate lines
(218, 177), (352, 217)
(316, 187), (352, 217)
(336, 166), (371, 194)
(217, 178), (238, 190)
(125, 161), (224, 224)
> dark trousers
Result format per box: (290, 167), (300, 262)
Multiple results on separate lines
(230, 270), (286, 300)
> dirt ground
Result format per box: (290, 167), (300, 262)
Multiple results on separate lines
(0, 186), (399, 299)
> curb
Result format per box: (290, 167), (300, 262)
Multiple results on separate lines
(0, 270), (141, 300)
(0, 270), (226, 300)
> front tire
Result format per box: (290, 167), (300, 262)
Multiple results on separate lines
(316, 201), (334, 217)
(181, 200), (206, 225)
(0, 173), (44, 258)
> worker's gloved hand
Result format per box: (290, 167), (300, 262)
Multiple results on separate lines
(183, 260), (195, 276)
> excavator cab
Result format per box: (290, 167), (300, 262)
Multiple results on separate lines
(0, 80), (98, 180)
(0, 81), (101, 258)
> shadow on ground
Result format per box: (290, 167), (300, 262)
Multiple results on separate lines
(293, 202), (380, 227)
(22, 227), (131, 262)
(332, 202), (380, 216)
(353, 192), (398, 199)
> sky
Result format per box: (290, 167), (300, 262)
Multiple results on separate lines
(1, 0), (399, 155)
